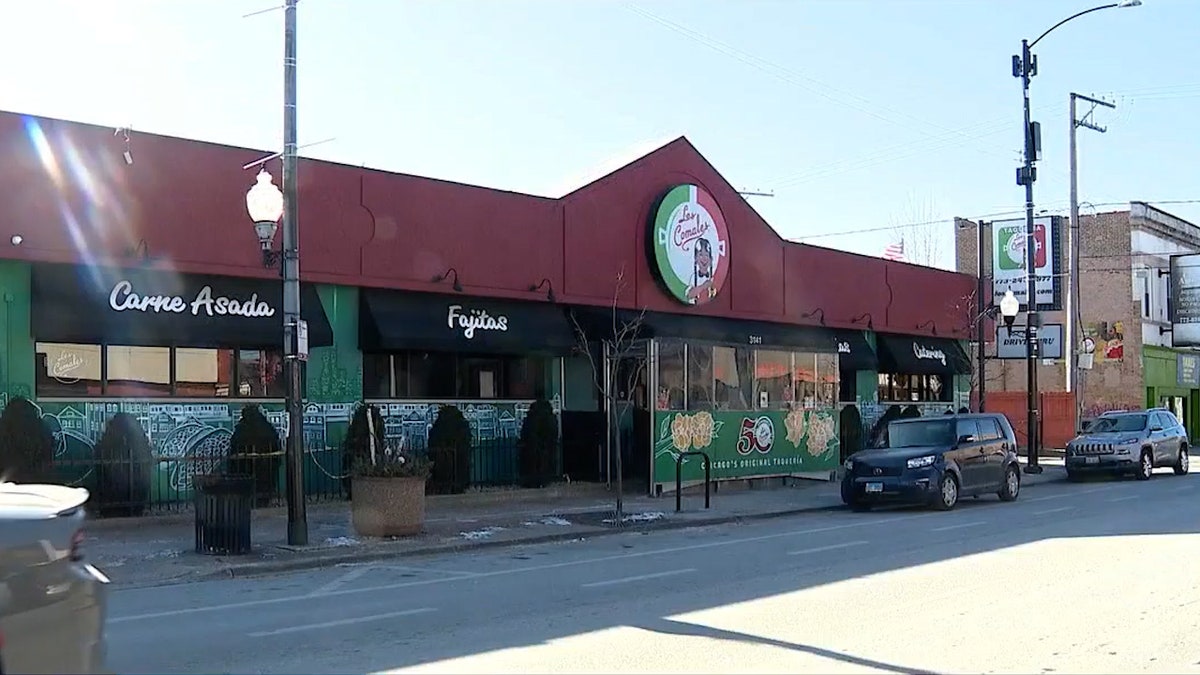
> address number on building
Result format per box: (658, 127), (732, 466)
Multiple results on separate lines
(748, 335), (763, 345)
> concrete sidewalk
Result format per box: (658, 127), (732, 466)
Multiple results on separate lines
(85, 459), (1067, 588)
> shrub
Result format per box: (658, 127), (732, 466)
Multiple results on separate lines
(353, 443), (433, 481)
(0, 396), (54, 483)
(839, 405), (863, 461)
(428, 405), (471, 494)
(93, 413), (153, 517)
(518, 399), (558, 488)
(227, 405), (283, 507)
(900, 405), (923, 419)
(342, 403), (386, 499)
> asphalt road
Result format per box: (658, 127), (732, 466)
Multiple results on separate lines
(105, 469), (1200, 674)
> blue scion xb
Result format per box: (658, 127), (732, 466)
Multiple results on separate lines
(841, 413), (1022, 511)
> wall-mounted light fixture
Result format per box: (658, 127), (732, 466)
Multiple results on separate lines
(850, 312), (874, 330)
(917, 319), (938, 335)
(122, 239), (155, 265)
(432, 268), (463, 292)
(1160, 326), (1174, 336)
(801, 307), (825, 325)
(528, 278), (555, 302)
(9, 235), (23, 246)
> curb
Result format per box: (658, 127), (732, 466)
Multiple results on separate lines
(135, 471), (1068, 586)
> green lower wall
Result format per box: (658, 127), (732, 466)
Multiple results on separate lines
(1143, 345), (1200, 440)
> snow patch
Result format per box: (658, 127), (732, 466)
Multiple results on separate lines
(460, 526), (506, 540)
(603, 511), (666, 525)
(522, 516), (573, 527)
(325, 536), (359, 547)
(143, 549), (182, 560)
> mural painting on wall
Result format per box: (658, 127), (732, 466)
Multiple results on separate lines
(652, 408), (840, 488)
(26, 396), (562, 505)
(1083, 321), (1124, 363)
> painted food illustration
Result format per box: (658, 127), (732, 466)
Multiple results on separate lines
(784, 408), (806, 447)
(806, 413), (836, 457)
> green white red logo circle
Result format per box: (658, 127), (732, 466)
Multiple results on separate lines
(651, 184), (730, 305)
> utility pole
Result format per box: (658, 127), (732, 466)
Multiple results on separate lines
(977, 220), (989, 412)
(1015, 38), (1043, 474)
(1068, 92), (1115, 430)
(282, 0), (308, 546)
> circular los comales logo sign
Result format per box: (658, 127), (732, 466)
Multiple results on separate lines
(651, 184), (730, 305)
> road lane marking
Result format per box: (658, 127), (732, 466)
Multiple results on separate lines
(581, 568), (696, 589)
(1106, 495), (1140, 503)
(931, 521), (988, 532)
(1023, 486), (1111, 503)
(1033, 506), (1074, 515)
(786, 541), (869, 556)
(310, 565), (372, 596)
(109, 513), (940, 623)
(246, 607), (435, 637)
(108, 483), (1121, 624)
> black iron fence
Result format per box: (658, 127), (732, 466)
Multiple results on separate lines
(52, 435), (558, 517)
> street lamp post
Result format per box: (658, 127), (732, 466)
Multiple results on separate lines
(1012, 0), (1141, 474)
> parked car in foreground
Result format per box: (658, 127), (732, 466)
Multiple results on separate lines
(841, 413), (1022, 511)
(0, 482), (109, 674)
(1065, 408), (1189, 481)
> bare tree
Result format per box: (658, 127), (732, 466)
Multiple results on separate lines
(889, 191), (945, 268)
(950, 286), (1003, 408)
(568, 267), (647, 525)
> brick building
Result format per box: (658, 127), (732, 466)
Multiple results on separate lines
(955, 202), (1200, 443)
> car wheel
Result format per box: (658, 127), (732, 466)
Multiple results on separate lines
(935, 473), (959, 511)
(998, 465), (1020, 502)
(1175, 445), (1190, 476)
(1136, 450), (1153, 481)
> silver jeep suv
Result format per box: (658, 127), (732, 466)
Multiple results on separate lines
(1065, 408), (1190, 481)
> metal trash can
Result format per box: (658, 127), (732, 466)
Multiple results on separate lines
(194, 473), (253, 556)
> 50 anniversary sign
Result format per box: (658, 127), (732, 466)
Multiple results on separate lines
(652, 408), (840, 489)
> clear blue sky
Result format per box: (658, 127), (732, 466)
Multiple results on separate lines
(2, 0), (1196, 268)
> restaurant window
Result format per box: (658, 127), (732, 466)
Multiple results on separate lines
(755, 349), (793, 410)
(657, 341), (685, 410)
(713, 346), (753, 410)
(236, 350), (285, 398)
(35, 343), (102, 397)
(175, 348), (234, 397)
(35, 343), (286, 398)
(364, 351), (551, 400)
(815, 353), (838, 406)
(106, 346), (171, 397)
(877, 373), (951, 402)
(686, 344), (714, 411)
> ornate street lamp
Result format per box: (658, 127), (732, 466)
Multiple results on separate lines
(1000, 290), (1020, 332)
(246, 169), (284, 267)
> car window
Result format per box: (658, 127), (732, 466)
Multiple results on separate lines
(1089, 414), (1148, 433)
(1153, 412), (1175, 430)
(977, 417), (1002, 441)
(888, 419), (955, 448)
(955, 419), (981, 441)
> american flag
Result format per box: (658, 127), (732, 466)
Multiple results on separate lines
(882, 239), (906, 262)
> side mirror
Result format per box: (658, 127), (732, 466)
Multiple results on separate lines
(957, 434), (976, 444)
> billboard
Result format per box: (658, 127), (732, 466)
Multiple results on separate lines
(995, 323), (1064, 359)
(991, 216), (1062, 311)
(1169, 254), (1200, 347)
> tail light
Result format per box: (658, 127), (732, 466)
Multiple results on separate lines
(69, 528), (85, 561)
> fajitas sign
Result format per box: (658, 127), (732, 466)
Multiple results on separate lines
(109, 280), (276, 318)
(447, 304), (508, 339)
(651, 184), (730, 306)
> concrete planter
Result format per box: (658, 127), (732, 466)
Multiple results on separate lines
(351, 475), (427, 537)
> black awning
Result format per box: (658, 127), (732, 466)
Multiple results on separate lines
(360, 289), (578, 355)
(569, 306), (832, 352)
(31, 263), (333, 349)
(876, 334), (971, 375)
(832, 329), (877, 371)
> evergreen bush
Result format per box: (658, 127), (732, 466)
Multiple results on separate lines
(341, 402), (386, 499)
(93, 413), (153, 517)
(518, 399), (558, 488)
(0, 396), (54, 483)
(228, 405), (283, 507)
(428, 405), (471, 494)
